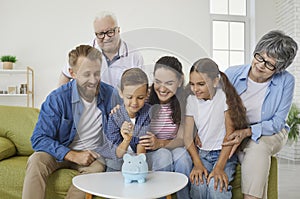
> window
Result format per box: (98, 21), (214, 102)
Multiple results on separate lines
(210, 0), (249, 71)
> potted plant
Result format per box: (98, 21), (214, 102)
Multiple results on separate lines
(277, 103), (300, 161)
(1, 55), (17, 70)
(287, 103), (300, 144)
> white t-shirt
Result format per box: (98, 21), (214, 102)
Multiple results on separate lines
(240, 78), (270, 124)
(186, 88), (228, 150)
(62, 39), (144, 88)
(69, 97), (103, 151)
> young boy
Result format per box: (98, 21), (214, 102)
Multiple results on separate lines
(105, 68), (150, 165)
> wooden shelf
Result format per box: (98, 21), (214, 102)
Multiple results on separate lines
(0, 69), (27, 74)
(0, 67), (34, 107)
(0, 94), (28, 97)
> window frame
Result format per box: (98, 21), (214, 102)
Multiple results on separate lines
(210, 0), (251, 70)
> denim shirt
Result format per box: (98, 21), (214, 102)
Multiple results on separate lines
(31, 80), (117, 161)
(225, 64), (295, 141)
(106, 103), (151, 153)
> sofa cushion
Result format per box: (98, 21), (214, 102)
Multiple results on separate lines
(0, 156), (28, 199)
(0, 137), (16, 160)
(267, 156), (278, 199)
(0, 105), (39, 156)
(231, 164), (243, 198)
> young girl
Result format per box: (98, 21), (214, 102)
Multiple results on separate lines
(184, 58), (248, 199)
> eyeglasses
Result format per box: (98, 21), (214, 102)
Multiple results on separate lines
(254, 53), (276, 71)
(95, 27), (118, 39)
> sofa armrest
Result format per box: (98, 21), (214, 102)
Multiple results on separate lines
(0, 137), (16, 160)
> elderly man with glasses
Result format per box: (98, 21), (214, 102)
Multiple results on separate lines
(58, 11), (144, 88)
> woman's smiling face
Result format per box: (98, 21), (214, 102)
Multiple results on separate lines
(153, 67), (182, 104)
(249, 52), (277, 83)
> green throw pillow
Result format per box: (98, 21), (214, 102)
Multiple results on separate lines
(0, 137), (16, 160)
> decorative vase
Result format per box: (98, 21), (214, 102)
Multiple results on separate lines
(2, 62), (13, 70)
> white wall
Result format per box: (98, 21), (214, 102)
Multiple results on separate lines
(275, 0), (300, 108)
(0, 0), (277, 108)
(254, 0), (277, 44)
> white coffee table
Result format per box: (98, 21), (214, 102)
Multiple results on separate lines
(73, 171), (188, 199)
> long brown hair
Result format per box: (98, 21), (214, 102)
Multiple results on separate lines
(148, 56), (187, 125)
(189, 58), (248, 130)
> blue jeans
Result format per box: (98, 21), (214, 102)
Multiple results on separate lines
(173, 147), (193, 199)
(105, 158), (123, 172)
(147, 148), (173, 199)
(147, 148), (173, 171)
(190, 149), (238, 199)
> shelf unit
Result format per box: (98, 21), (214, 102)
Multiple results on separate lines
(0, 67), (34, 107)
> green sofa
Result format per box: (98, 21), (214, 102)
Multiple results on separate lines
(0, 105), (103, 199)
(0, 105), (277, 199)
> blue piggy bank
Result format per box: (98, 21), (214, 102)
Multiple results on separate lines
(121, 153), (148, 183)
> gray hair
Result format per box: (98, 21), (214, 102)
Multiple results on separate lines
(94, 11), (118, 26)
(253, 30), (298, 72)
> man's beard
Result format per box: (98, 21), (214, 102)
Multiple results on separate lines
(77, 82), (100, 102)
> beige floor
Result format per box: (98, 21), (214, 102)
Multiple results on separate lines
(278, 157), (300, 199)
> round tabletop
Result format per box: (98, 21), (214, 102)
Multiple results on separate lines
(72, 171), (188, 199)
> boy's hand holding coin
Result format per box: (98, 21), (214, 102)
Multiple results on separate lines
(121, 121), (134, 141)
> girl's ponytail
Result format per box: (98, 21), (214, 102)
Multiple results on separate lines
(219, 72), (248, 130)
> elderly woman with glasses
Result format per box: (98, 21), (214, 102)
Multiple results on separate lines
(223, 30), (298, 199)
